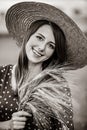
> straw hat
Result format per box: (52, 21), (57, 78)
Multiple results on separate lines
(5, 2), (87, 68)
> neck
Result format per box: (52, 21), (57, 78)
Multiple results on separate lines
(26, 62), (42, 80)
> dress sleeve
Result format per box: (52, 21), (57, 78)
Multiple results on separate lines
(0, 65), (11, 89)
(0, 65), (7, 90)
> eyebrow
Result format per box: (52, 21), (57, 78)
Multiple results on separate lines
(38, 33), (45, 39)
(38, 33), (55, 45)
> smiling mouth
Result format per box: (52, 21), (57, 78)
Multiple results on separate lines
(32, 47), (43, 57)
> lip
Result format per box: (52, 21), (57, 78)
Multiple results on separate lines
(32, 47), (43, 57)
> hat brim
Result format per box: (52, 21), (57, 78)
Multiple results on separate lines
(5, 2), (87, 68)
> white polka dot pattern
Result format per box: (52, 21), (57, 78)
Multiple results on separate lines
(0, 65), (18, 121)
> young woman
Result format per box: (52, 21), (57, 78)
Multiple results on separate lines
(0, 1), (87, 130)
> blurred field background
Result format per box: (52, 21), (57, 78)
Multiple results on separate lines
(0, 0), (87, 130)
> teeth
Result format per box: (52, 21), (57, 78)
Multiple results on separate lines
(33, 48), (42, 57)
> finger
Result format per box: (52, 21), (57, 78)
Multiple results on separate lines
(13, 124), (26, 130)
(12, 111), (31, 117)
(12, 116), (27, 122)
(13, 121), (26, 126)
(11, 119), (26, 130)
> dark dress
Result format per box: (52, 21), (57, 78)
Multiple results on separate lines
(0, 65), (18, 121)
(0, 65), (63, 130)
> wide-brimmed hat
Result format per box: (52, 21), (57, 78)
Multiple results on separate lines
(5, 2), (87, 68)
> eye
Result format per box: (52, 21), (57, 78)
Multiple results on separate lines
(36, 36), (43, 41)
(48, 43), (55, 50)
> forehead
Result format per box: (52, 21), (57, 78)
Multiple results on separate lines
(36, 24), (52, 33)
(36, 24), (55, 41)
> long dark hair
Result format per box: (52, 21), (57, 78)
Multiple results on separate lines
(15, 20), (67, 84)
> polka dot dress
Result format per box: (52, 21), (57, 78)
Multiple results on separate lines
(0, 65), (63, 130)
(0, 65), (18, 121)
(24, 116), (63, 130)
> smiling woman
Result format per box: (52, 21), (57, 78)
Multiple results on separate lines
(25, 24), (56, 65)
(0, 1), (87, 130)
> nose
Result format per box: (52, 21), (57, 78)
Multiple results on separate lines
(38, 43), (45, 52)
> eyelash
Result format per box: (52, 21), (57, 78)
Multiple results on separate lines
(36, 36), (43, 41)
(48, 44), (55, 49)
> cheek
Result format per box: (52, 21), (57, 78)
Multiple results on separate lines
(25, 41), (32, 57)
(25, 39), (35, 52)
(45, 48), (54, 58)
(25, 43), (30, 54)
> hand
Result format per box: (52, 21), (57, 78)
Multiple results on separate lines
(0, 120), (12, 130)
(11, 111), (31, 129)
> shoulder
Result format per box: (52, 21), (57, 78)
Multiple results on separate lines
(0, 64), (13, 78)
(0, 64), (13, 71)
(0, 65), (13, 91)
